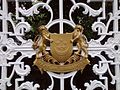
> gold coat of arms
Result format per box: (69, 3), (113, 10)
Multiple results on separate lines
(50, 33), (73, 62)
(32, 25), (90, 73)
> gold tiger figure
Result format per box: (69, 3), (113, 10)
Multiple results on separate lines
(71, 25), (88, 58)
(65, 25), (89, 64)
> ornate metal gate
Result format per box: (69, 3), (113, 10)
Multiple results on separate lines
(0, 0), (120, 90)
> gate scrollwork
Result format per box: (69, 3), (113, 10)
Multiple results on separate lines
(0, 0), (120, 90)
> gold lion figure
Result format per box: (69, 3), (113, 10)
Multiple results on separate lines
(32, 25), (52, 58)
(32, 25), (59, 64)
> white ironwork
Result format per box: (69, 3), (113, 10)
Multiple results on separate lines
(0, 0), (120, 90)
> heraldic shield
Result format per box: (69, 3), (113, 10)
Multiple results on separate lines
(50, 33), (73, 62)
(33, 25), (90, 73)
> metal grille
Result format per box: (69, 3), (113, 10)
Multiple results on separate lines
(0, 0), (120, 90)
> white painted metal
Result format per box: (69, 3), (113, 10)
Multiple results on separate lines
(0, 0), (120, 90)
(87, 0), (120, 3)
(0, 0), (33, 3)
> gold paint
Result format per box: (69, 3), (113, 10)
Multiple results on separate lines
(34, 56), (90, 73)
(33, 25), (90, 73)
(71, 25), (88, 57)
(50, 33), (73, 62)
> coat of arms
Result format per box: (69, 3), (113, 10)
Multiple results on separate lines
(50, 33), (73, 62)
(32, 25), (90, 73)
